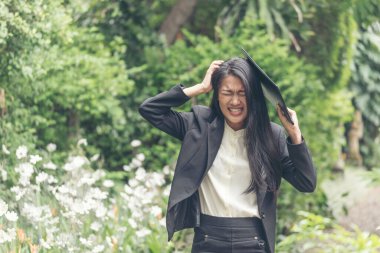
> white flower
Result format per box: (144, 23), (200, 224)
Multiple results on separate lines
(0, 167), (7, 181)
(103, 180), (114, 188)
(90, 222), (101, 232)
(106, 236), (112, 247)
(46, 143), (57, 152)
(136, 153), (145, 162)
(0, 199), (8, 216)
(92, 245), (105, 253)
(131, 209), (144, 220)
(163, 165), (170, 175)
(159, 217), (166, 227)
(124, 185), (133, 194)
(0, 228), (16, 243)
(5, 211), (18, 222)
(40, 238), (52, 249)
(135, 167), (146, 181)
(95, 205), (107, 218)
(15, 162), (34, 177)
(15, 163), (34, 186)
(16, 145), (28, 159)
(18, 176), (30, 187)
(163, 185), (171, 197)
(10, 186), (27, 201)
(80, 237), (93, 247)
(36, 172), (49, 184)
(29, 155), (42, 164)
(131, 139), (141, 148)
(123, 165), (131, 172)
(136, 228), (151, 238)
(63, 156), (88, 171)
(151, 205), (162, 217)
(77, 138), (88, 146)
(150, 172), (165, 187)
(128, 218), (137, 229)
(89, 188), (108, 200)
(2, 144), (10, 155)
(43, 161), (57, 170)
(47, 175), (58, 184)
(131, 158), (142, 168)
(90, 154), (100, 162)
(118, 227), (127, 233)
(128, 179), (139, 188)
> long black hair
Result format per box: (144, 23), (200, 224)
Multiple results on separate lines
(210, 57), (281, 193)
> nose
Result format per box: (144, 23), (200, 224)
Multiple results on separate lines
(231, 93), (240, 105)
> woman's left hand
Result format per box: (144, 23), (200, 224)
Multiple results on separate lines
(276, 104), (302, 144)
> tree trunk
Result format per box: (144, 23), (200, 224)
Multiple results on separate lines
(68, 109), (80, 140)
(347, 110), (364, 166)
(159, 0), (198, 44)
(0, 89), (6, 117)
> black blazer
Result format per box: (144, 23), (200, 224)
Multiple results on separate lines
(139, 84), (317, 253)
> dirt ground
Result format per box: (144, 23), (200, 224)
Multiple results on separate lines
(322, 168), (380, 236)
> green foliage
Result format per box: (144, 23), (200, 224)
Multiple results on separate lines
(184, 0), (231, 39)
(134, 16), (353, 173)
(277, 180), (330, 236)
(0, 0), (134, 169)
(300, 1), (356, 92)
(130, 17), (354, 236)
(350, 21), (380, 168)
(216, 0), (309, 48)
(0, 140), (173, 252)
(74, 0), (176, 67)
(0, 0), (379, 251)
(277, 211), (380, 252)
(353, 0), (380, 27)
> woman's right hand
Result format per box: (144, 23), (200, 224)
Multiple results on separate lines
(183, 60), (224, 98)
(200, 60), (224, 93)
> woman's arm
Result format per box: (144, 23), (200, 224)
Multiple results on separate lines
(278, 129), (317, 192)
(138, 60), (223, 140)
(182, 60), (223, 97)
(138, 84), (193, 140)
(276, 105), (317, 192)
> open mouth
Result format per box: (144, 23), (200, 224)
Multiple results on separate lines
(228, 107), (244, 116)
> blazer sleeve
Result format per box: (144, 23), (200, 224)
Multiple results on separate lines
(138, 84), (194, 141)
(278, 127), (317, 192)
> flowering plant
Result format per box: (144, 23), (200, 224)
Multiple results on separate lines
(0, 140), (178, 253)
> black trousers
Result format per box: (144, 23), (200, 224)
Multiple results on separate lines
(191, 213), (268, 253)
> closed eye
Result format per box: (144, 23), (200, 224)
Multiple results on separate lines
(220, 91), (246, 97)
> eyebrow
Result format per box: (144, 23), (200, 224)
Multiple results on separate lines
(220, 89), (245, 92)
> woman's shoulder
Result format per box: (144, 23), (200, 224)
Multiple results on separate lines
(191, 105), (216, 122)
(270, 122), (284, 136)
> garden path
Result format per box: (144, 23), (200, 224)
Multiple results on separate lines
(322, 168), (380, 235)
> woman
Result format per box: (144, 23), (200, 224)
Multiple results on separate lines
(139, 58), (316, 253)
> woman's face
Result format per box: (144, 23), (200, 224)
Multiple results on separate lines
(218, 75), (248, 131)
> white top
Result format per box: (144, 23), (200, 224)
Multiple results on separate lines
(198, 120), (260, 217)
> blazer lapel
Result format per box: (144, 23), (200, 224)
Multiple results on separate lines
(256, 187), (267, 210)
(205, 116), (224, 173)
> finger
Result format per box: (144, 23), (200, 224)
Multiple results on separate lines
(276, 104), (285, 115)
(211, 60), (224, 66)
(286, 107), (296, 114)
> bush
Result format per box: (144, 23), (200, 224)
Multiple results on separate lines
(277, 211), (380, 253)
(0, 140), (176, 252)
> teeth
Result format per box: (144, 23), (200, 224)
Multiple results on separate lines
(229, 108), (242, 112)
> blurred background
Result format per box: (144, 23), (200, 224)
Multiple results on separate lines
(0, 0), (380, 252)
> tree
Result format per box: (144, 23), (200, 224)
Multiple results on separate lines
(0, 0), (133, 170)
(159, 0), (198, 44)
(349, 0), (380, 168)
